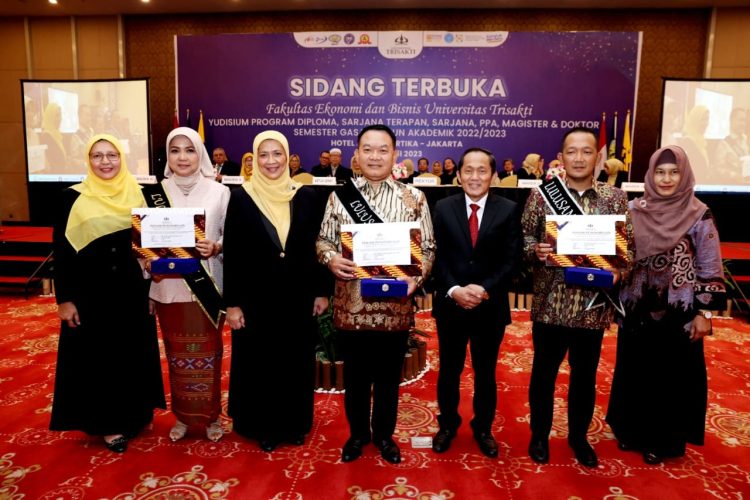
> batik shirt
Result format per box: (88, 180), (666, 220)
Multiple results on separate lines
(316, 177), (435, 331)
(521, 181), (635, 330)
(619, 209), (725, 333)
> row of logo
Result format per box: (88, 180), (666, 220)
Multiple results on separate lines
(294, 31), (508, 49)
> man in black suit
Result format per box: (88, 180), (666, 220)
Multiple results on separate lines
(310, 150), (332, 176)
(430, 147), (521, 458)
(213, 147), (240, 181)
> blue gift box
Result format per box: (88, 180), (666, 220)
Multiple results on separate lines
(152, 258), (200, 275)
(564, 267), (614, 289)
(361, 278), (408, 297)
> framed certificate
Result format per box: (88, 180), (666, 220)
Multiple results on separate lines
(132, 207), (205, 261)
(545, 215), (629, 269)
(340, 222), (423, 278)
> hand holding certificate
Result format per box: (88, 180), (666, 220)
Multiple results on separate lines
(132, 207), (206, 273)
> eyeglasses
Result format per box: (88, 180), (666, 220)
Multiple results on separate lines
(90, 152), (120, 162)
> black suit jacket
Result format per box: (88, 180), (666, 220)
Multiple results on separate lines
(217, 160), (241, 176)
(431, 192), (521, 330)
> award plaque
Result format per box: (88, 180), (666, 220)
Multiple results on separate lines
(132, 207), (205, 274)
(340, 222), (422, 297)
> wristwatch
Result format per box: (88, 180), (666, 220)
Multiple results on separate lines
(698, 310), (713, 319)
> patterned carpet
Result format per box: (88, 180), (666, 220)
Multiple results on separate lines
(1, 295), (749, 499)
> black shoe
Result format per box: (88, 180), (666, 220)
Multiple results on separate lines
(528, 437), (549, 464)
(432, 428), (454, 453)
(259, 439), (278, 452)
(570, 440), (598, 467)
(474, 432), (498, 458)
(104, 435), (128, 453)
(376, 438), (401, 464)
(341, 437), (369, 463)
(643, 451), (662, 464)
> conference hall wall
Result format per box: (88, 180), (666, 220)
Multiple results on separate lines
(0, 8), (716, 223)
(126, 8), (709, 184)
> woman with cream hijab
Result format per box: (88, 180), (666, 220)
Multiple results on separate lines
(50, 134), (165, 453)
(149, 127), (230, 443)
(224, 130), (332, 452)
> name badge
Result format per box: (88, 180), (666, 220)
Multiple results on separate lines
(221, 175), (244, 185)
(413, 176), (439, 186)
(518, 179), (543, 188)
(313, 177), (338, 186)
(135, 174), (157, 185)
(621, 182), (645, 192)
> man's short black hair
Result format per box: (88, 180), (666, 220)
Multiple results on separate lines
(418, 157), (429, 165)
(458, 147), (496, 173)
(357, 124), (397, 148)
(560, 127), (598, 152)
(320, 150), (330, 155)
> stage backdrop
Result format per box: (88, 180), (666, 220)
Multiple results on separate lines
(176, 31), (641, 168)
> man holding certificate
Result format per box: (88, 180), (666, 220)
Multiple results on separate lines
(521, 127), (634, 467)
(430, 147), (521, 458)
(317, 124), (435, 464)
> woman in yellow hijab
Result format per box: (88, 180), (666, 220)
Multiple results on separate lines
(39, 102), (67, 170)
(241, 152), (253, 181)
(223, 130), (332, 452)
(49, 134), (165, 453)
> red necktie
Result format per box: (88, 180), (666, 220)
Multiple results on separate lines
(469, 203), (480, 247)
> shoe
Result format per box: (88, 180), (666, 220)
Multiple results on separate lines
(259, 438), (277, 452)
(104, 435), (128, 453)
(432, 428), (455, 453)
(474, 432), (498, 458)
(528, 437), (549, 464)
(376, 438), (401, 464)
(341, 437), (369, 463)
(570, 440), (598, 467)
(206, 421), (223, 442)
(643, 451), (662, 464)
(169, 420), (188, 442)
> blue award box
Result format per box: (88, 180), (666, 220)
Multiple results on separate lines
(564, 267), (614, 289)
(361, 278), (408, 297)
(151, 258), (200, 275)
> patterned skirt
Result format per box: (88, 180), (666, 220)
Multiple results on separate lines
(156, 301), (224, 426)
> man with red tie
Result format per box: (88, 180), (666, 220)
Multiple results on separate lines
(430, 147), (521, 457)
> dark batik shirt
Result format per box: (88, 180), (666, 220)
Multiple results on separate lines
(521, 180), (635, 330)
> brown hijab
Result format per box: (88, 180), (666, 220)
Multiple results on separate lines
(630, 145), (707, 260)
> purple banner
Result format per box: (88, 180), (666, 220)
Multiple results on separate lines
(176, 31), (641, 169)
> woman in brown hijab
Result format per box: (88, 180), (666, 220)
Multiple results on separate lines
(607, 145), (725, 464)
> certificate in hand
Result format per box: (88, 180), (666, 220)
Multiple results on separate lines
(340, 222), (422, 278)
(545, 214), (629, 269)
(132, 207), (205, 265)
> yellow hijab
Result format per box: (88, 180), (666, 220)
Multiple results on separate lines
(243, 131), (301, 249)
(42, 102), (66, 156)
(241, 152), (253, 181)
(65, 134), (145, 252)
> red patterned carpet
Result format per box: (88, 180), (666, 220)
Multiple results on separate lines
(1, 295), (750, 499)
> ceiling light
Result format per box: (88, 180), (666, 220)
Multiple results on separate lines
(48, 0), (58, 4)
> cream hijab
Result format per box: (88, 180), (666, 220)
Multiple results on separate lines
(65, 134), (145, 252)
(164, 127), (215, 195)
(243, 131), (301, 249)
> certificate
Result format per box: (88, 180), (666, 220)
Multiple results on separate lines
(135, 208), (203, 248)
(545, 215), (629, 269)
(343, 222), (416, 266)
(549, 215), (624, 256)
(340, 222), (423, 278)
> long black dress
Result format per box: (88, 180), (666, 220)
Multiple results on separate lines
(224, 186), (331, 442)
(50, 188), (165, 436)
